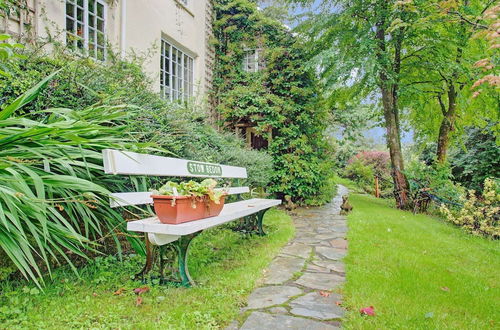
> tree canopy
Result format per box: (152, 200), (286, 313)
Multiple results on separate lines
(282, 0), (499, 206)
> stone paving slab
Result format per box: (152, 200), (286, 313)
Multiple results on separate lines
(306, 263), (331, 273)
(316, 246), (346, 261)
(295, 272), (345, 290)
(279, 243), (312, 259)
(330, 239), (348, 249)
(312, 259), (345, 273)
(289, 292), (345, 320)
(241, 312), (340, 330)
(230, 185), (349, 329)
(246, 286), (303, 309)
(263, 257), (305, 285)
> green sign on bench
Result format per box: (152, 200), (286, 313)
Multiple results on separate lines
(187, 161), (222, 176)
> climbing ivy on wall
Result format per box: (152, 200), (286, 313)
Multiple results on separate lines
(212, 0), (332, 204)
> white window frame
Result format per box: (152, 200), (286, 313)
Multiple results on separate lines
(160, 39), (194, 101)
(65, 0), (107, 60)
(242, 49), (261, 73)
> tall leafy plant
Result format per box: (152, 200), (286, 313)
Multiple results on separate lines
(212, 0), (331, 204)
(0, 75), (144, 286)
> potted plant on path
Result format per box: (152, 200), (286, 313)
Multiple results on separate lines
(151, 179), (227, 224)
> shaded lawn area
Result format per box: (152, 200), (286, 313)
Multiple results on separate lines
(343, 194), (500, 329)
(0, 209), (293, 329)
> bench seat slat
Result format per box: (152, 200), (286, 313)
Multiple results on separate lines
(127, 198), (281, 236)
(110, 187), (251, 208)
(103, 149), (247, 178)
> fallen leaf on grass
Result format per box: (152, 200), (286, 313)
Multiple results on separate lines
(335, 301), (342, 306)
(133, 286), (150, 295)
(136, 296), (143, 306)
(441, 286), (450, 292)
(92, 292), (98, 297)
(319, 291), (331, 297)
(360, 306), (375, 316)
(113, 288), (125, 296)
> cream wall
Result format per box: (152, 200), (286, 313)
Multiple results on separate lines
(35, 0), (209, 96)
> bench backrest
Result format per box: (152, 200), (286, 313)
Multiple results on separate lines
(102, 149), (249, 208)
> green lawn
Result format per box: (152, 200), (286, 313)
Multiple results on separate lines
(343, 194), (500, 329)
(0, 209), (294, 329)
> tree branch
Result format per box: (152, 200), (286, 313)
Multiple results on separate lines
(404, 79), (445, 87)
(437, 94), (447, 116)
(448, 10), (488, 30)
(401, 47), (427, 61)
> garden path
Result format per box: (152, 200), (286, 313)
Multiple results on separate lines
(229, 185), (349, 329)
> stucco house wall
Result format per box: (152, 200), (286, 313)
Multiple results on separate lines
(1, 0), (213, 98)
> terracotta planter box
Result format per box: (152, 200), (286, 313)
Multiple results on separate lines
(151, 195), (226, 224)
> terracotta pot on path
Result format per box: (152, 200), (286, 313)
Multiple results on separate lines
(151, 195), (226, 224)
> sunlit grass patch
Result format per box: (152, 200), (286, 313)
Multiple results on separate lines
(343, 194), (500, 329)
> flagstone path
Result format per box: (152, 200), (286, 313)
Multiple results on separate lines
(228, 185), (349, 330)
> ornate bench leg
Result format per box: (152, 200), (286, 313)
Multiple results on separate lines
(135, 237), (156, 281)
(172, 231), (201, 287)
(256, 209), (270, 236)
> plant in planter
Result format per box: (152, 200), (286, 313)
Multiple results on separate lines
(151, 179), (228, 224)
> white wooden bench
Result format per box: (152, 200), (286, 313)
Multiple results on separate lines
(102, 149), (281, 286)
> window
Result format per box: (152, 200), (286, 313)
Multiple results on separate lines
(179, 0), (188, 5)
(65, 0), (106, 60)
(242, 49), (262, 72)
(160, 39), (194, 101)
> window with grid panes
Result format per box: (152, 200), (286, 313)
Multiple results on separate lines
(65, 0), (106, 60)
(242, 49), (262, 72)
(160, 39), (194, 101)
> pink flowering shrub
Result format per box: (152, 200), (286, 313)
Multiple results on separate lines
(348, 151), (391, 178)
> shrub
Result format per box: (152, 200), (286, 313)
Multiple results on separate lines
(344, 151), (392, 195)
(0, 49), (271, 189)
(440, 178), (500, 238)
(450, 125), (500, 192)
(126, 99), (274, 189)
(406, 160), (465, 206)
(0, 76), (144, 286)
(349, 151), (391, 178)
(343, 159), (374, 193)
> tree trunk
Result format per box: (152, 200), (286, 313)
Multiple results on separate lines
(380, 84), (411, 209)
(436, 84), (457, 163)
(376, 21), (410, 209)
(436, 16), (465, 163)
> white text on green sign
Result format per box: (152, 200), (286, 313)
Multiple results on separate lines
(187, 161), (223, 176)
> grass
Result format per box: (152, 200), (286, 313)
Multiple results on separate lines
(332, 174), (364, 193)
(0, 209), (294, 329)
(343, 194), (500, 329)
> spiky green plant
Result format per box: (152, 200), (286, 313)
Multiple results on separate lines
(0, 73), (148, 286)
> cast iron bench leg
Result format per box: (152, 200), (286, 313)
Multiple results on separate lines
(173, 231), (201, 287)
(257, 209), (270, 236)
(135, 238), (156, 282)
(135, 231), (201, 287)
